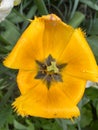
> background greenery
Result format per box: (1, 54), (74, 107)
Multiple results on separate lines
(0, 0), (98, 129)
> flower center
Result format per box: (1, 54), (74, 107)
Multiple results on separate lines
(35, 55), (66, 88)
(47, 61), (59, 73)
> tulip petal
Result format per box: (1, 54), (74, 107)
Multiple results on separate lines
(3, 18), (45, 69)
(3, 14), (74, 69)
(41, 14), (74, 59)
(60, 28), (98, 81)
(14, 69), (86, 118)
(61, 71), (86, 105)
(13, 82), (80, 118)
(17, 70), (41, 94)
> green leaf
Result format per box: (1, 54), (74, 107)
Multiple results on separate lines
(26, 119), (35, 130)
(51, 121), (62, 130)
(85, 87), (98, 100)
(68, 11), (85, 28)
(0, 44), (8, 54)
(48, 121), (62, 130)
(34, 0), (48, 15)
(14, 120), (27, 130)
(87, 18), (98, 35)
(0, 83), (16, 108)
(70, 0), (80, 19)
(96, 102), (98, 117)
(80, 0), (98, 11)
(7, 9), (26, 24)
(87, 36), (98, 63)
(67, 125), (77, 130)
(78, 96), (90, 108)
(0, 106), (13, 128)
(0, 19), (20, 46)
(90, 121), (98, 130)
(80, 106), (93, 128)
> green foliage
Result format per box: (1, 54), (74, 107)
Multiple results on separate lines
(0, 0), (98, 130)
(87, 36), (98, 63)
(69, 11), (85, 28)
(80, 104), (93, 128)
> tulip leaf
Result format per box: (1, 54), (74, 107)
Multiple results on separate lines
(85, 87), (98, 100)
(68, 11), (85, 28)
(70, 0), (79, 18)
(25, 120), (35, 130)
(7, 9), (26, 23)
(0, 106), (13, 128)
(67, 125), (77, 130)
(90, 121), (98, 130)
(0, 20), (20, 46)
(14, 120), (27, 130)
(87, 18), (98, 35)
(87, 36), (98, 64)
(80, 106), (93, 128)
(80, 0), (98, 11)
(34, 0), (48, 15)
(78, 96), (90, 108)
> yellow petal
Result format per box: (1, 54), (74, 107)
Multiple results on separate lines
(61, 72), (86, 105)
(17, 70), (41, 95)
(3, 17), (45, 69)
(12, 83), (80, 118)
(41, 14), (74, 59)
(3, 14), (74, 69)
(13, 69), (86, 118)
(3, 14), (98, 82)
(17, 69), (86, 105)
(60, 28), (98, 82)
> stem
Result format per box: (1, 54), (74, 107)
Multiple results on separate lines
(77, 122), (81, 130)
(61, 119), (68, 130)
(34, 0), (48, 15)
(56, 119), (68, 130)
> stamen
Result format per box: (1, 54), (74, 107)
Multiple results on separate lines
(35, 54), (66, 88)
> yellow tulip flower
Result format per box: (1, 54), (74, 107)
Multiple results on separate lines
(3, 14), (98, 118)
